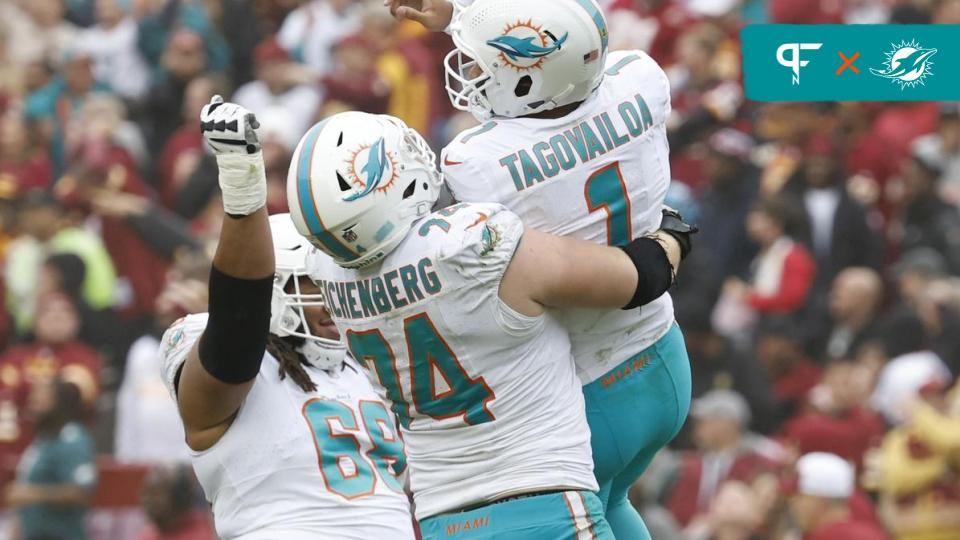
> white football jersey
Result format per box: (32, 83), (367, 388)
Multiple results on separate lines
(159, 314), (414, 540)
(442, 50), (674, 384)
(307, 203), (596, 520)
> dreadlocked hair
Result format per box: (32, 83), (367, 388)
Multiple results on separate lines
(266, 334), (317, 392)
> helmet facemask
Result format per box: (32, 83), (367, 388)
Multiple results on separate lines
(270, 256), (347, 371)
(270, 210), (346, 369)
(445, 46), (494, 119)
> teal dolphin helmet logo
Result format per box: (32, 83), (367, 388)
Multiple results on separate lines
(870, 40), (937, 90)
(344, 137), (394, 201)
(486, 20), (568, 71)
(487, 33), (569, 61)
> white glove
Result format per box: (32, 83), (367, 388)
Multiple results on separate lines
(200, 95), (266, 216)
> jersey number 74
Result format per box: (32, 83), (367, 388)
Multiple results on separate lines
(346, 313), (496, 429)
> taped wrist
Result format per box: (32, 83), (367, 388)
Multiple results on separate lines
(216, 152), (267, 216)
(620, 237), (674, 310)
(198, 265), (273, 384)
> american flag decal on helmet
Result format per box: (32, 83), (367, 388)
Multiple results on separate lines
(583, 49), (600, 64)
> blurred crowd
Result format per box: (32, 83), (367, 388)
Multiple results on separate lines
(0, 0), (955, 539)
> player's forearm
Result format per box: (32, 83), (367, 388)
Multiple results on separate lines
(650, 231), (682, 269)
(507, 227), (679, 313)
(212, 207), (274, 279)
(550, 242), (641, 309)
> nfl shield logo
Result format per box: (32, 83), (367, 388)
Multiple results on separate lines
(342, 229), (358, 243)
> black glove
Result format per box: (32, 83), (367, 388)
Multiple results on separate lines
(659, 206), (698, 260)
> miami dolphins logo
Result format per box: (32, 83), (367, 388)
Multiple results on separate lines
(487, 20), (568, 72)
(870, 39), (937, 90)
(343, 137), (398, 201)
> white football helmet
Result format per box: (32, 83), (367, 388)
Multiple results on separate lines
(287, 113), (442, 269)
(269, 213), (347, 371)
(445, 0), (609, 120)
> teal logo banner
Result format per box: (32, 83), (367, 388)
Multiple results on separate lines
(742, 25), (960, 101)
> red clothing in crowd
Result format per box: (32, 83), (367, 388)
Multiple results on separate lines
(783, 407), (886, 470)
(806, 518), (889, 540)
(422, 32), (456, 124)
(0, 152), (53, 194)
(872, 103), (940, 164)
(845, 131), (898, 189)
(770, 0), (843, 24)
(322, 34), (390, 116)
(849, 489), (882, 525)
(157, 125), (203, 209)
(845, 129), (900, 224)
(321, 72), (390, 115)
(773, 359), (822, 413)
(608, 0), (699, 66)
(138, 511), (215, 540)
(665, 450), (777, 526)
(749, 240), (817, 313)
(0, 342), (101, 470)
(95, 147), (170, 319)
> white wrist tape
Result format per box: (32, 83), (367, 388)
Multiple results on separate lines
(216, 152), (267, 216)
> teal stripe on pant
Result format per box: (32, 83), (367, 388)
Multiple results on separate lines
(582, 323), (692, 540)
(419, 491), (614, 540)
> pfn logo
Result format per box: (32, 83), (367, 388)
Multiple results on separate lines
(776, 43), (823, 85)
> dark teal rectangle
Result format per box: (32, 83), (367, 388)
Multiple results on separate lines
(742, 24), (960, 101)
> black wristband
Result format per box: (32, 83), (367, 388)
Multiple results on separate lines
(619, 237), (674, 310)
(660, 209), (698, 260)
(198, 265), (273, 384)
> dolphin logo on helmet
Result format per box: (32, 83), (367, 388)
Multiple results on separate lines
(344, 137), (388, 202)
(445, 0), (608, 119)
(487, 32), (569, 61)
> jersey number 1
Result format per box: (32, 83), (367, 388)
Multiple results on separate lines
(585, 161), (632, 246)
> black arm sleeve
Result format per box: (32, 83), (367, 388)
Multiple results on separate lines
(620, 237), (674, 310)
(198, 265), (273, 384)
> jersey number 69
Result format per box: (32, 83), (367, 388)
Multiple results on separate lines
(302, 399), (406, 500)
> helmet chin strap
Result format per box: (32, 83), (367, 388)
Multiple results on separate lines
(539, 83), (577, 113)
(298, 338), (347, 372)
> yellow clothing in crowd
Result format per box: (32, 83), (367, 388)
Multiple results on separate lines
(875, 387), (960, 540)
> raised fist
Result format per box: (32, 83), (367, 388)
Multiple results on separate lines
(200, 95), (261, 156)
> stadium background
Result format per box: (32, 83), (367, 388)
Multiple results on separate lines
(0, 0), (957, 538)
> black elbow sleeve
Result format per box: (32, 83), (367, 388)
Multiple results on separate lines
(619, 237), (674, 310)
(198, 265), (274, 384)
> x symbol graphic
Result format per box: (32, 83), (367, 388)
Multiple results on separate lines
(837, 51), (860, 75)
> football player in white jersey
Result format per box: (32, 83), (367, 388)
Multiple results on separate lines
(160, 97), (414, 540)
(287, 111), (694, 539)
(388, 1), (693, 538)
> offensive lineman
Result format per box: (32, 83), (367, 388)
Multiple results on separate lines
(287, 111), (694, 538)
(388, 1), (690, 537)
(160, 97), (414, 539)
